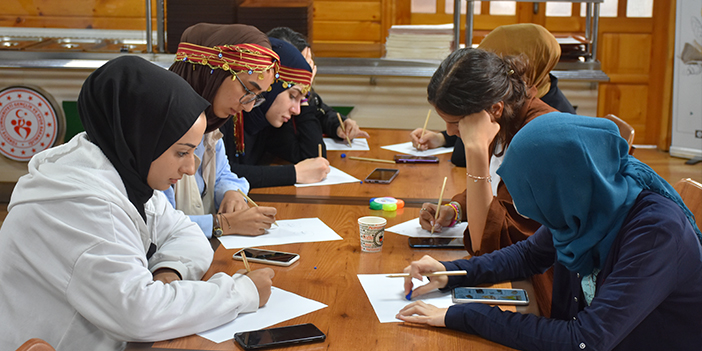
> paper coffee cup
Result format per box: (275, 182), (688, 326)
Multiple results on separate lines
(358, 216), (387, 252)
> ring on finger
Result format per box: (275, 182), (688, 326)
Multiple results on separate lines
(421, 208), (427, 211)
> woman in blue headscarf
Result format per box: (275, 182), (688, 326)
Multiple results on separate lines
(221, 38), (330, 188)
(395, 113), (702, 351)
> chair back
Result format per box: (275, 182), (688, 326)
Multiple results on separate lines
(15, 339), (55, 351)
(602, 114), (635, 155)
(673, 178), (702, 232)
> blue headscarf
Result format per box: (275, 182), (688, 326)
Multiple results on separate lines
(244, 37), (312, 135)
(497, 113), (702, 276)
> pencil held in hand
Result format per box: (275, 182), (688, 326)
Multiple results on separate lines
(337, 112), (352, 147)
(418, 110), (431, 146)
(386, 270), (467, 278)
(431, 176), (448, 234)
(240, 251), (252, 272)
(237, 189), (278, 226)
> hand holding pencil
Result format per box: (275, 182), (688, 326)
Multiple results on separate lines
(401, 255), (452, 300)
(410, 110), (445, 151)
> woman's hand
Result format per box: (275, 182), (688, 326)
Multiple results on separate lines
(410, 128), (446, 151)
(418, 203), (455, 233)
(403, 255), (448, 297)
(301, 47), (317, 83)
(218, 189), (249, 213)
(221, 207), (277, 236)
(458, 109), (501, 152)
(152, 268), (182, 284)
(295, 157), (330, 183)
(241, 268), (275, 307)
(396, 301), (448, 327)
(337, 118), (370, 141)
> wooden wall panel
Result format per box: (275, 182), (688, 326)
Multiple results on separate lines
(311, 0), (390, 58)
(1, 0), (156, 30)
(598, 84), (649, 142)
(600, 33), (652, 77)
(313, 21), (382, 42)
(0, 16), (153, 30)
(314, 1), (380, 21)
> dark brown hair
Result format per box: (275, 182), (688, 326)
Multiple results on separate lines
(427, 48), (529, 155)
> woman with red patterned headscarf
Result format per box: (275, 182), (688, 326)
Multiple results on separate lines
(165, 23), (280, 237)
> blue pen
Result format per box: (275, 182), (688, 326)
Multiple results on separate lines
(405, 291), (413, 300)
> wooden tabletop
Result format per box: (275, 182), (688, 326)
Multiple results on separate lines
(249, 128), (467, 207)
(126, 202), (515, 351)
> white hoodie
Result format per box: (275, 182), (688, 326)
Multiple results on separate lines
(0, 133), (259, 351)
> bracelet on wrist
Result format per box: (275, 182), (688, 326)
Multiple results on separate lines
(467, 173), (492, 183)
(444, 201), (462, 227)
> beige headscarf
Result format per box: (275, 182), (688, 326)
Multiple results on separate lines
(478, 23), (561, 98)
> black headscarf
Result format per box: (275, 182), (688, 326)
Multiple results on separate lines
(244, 38), (312, 135)
(78, 56), (210, 221)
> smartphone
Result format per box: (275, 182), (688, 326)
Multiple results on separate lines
(363, 168), (399, 184)
(234, 323), (326, 350)
(408, 237), (464, 248)
(394, 155), (440, 163)
(452, 287), (529, 305)
(233, 248), (300, 267)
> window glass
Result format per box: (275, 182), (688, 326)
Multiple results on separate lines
(546, 2), (572, 17)
(489, 1), (516, 15)
(412, 0), (437, 13)
(626, 0), (653, 17)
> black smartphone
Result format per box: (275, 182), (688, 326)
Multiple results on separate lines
(234, 323), (326, 350)
(408, 237), (464, 248)
(363, 168), (399, 184)
(452, 287), (529, 305)
(394, 155), (440, 163)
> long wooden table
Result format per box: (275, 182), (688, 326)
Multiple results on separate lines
(250, 128), (467, 207)
(126, 203), (516, 351)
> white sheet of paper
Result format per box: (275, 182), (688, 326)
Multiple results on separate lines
(385, 218), (467, 238)
(218, 218), (342, 250)
(197, 287), (327, 343)
(323, 137), (370, 151)
(381, 141), (454, 156)
(294, 166), (360, 188)
(357, 274), (454, 323)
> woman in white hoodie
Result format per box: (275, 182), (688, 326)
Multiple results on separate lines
(0, 56), (274, 351)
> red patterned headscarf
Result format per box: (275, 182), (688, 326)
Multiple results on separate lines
(169, 23), (280, 144)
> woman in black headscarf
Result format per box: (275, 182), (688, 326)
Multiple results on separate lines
(0, 56), (274, 351)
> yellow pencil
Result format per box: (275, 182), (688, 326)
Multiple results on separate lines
(348, 156), (395, 164)
(240, 251), (252, 272)
(386, 270), (467, 278)
(430, 176), (448, 234)
(337, 112), (352, 147)
(237, 189), (278, 226)
(419, 110), (431, 145)
(318, 144), (323, 158)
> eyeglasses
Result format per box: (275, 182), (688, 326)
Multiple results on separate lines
(234, 74), (266, 108)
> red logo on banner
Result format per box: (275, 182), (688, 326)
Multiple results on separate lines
(0, 87), (60, 161)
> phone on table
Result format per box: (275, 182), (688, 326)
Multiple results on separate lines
(233, 248), (300, 267)
(394, 155), (439, 163)
(408, 237), (464, 248)
(363, 168), (399, 184)
(452, 287), (529, 305)
(234, 323), (326, 350)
